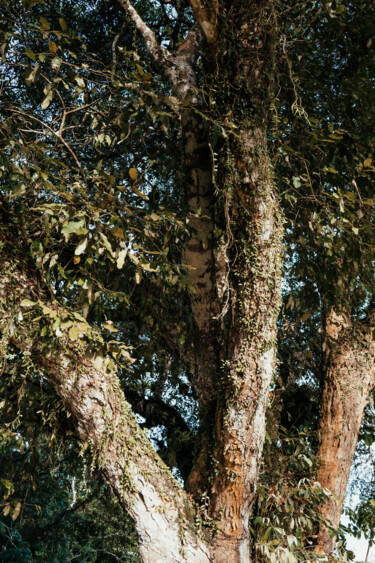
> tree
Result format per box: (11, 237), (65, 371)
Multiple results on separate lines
(1, 0), (375, 561)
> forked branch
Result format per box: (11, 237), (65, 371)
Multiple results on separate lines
(116, 0), (204, 98)
(188, 0), (219, 44)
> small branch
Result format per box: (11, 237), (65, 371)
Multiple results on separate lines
(116, 0), (205, 100)
(112, 21), (127, 77)
(116, 0), (176, 82)
(6, 107), (82, 171)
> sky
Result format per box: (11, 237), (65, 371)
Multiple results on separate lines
(346, 534), (374, 562)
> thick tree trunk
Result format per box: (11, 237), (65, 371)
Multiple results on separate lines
(315, 309), (375, 556)
(208, 125), (282, 563)
(0, 227), (210, 563)
(178, 4), (282, 560)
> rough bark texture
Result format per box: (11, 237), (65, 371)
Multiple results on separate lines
(0, 228), (210, 563)
(208, 125), (282, 563)
(196, 3), (281, 560)
(172, 2), (282, 560)
(315, 309), (375, 556)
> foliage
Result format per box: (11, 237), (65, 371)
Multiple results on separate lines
(252, 427), (331, 562)
(0, 426), (138, 562)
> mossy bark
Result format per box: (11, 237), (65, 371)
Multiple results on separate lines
(179, 3), (283, 560)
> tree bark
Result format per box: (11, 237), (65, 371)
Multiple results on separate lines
(181, 103), (223, 498)
(315, 309), (375, 556)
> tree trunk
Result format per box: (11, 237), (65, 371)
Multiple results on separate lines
(179, 4), (282, 560)
(0, 225), (210, 563)
(181, 105), (223, 498)
(315, 309), (375, 556)
(207, 124), (282, 563)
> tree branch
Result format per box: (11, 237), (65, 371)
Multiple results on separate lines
(0, 221), (210, 563)
(188, 0), (219, 45)
(116, 0), (176, 82)
(116, 0), (204, 100)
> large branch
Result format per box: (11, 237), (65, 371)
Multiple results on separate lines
(315, 307), (375, 555)
(0, 224), (209, 563)
(188, 0), (219, 44)
(116, 0), (173, 68)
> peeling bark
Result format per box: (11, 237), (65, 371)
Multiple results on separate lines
(315, 309), (375, 556)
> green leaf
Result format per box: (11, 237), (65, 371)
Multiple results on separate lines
(103, 321), (118, 332)
(51, 56), (62, 72)
(75, 75), (85, 88)
(24, 63), (41, 85)
(69, 325), (82, 341)
(300, 310), (311, 323)
(62, 219), (85, 235)
(25, 47), (36, 61)
(141, 262), (157, 273)
(129, 167), (138, 180)
(48, 41), (58, 54)
(131, 185), (148, 201)
(41, 90), (53, 109)
(39, 16), (50, 30)
(292, 177), (301, 188)
(22, 0), (44, 10)
(12, 502), (22, 521)
(116, 249), (127, 269)
(20, 299), (37, 307)
(99, 232), (114, 256)
(59, 17), (67, 31)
